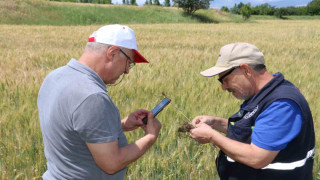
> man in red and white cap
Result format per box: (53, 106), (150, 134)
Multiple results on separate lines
(38, 24), (161, 179)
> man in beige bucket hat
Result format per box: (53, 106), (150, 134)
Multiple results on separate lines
(189, 42), (315, 179)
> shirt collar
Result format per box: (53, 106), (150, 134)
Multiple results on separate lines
(67, 58), (108, 92)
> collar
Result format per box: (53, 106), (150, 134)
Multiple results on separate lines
(67, 59), (108, 92)
(242, 72), (284, 110)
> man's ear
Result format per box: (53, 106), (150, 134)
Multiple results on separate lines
(240, 64), (252, 77)
(106, 46), (120, 62)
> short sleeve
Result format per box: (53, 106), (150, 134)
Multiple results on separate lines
(252, 99), (302, 151)
(72, 93), (121, 143)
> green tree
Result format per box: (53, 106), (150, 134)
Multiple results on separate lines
(274, 8), (288, 19)
(164, 0), (170, 6)
(220, 6), (229, 12)
(307, 0), (320, 15)
(230, 2), (244, 14)
(173, 0), (212, 15)
(130, 0), (137, 5)
(154, 0), (160, 5)
(251, 3), (275, 15)
(91, 0), (112, 3)
(294, 6), (308, 15)
(240, 3), (251, 20)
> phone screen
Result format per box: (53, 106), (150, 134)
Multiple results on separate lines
(143, 97), (171, 124)
(152, 97), (171, 117)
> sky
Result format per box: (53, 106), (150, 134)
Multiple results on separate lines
(112, 0), (313, 9)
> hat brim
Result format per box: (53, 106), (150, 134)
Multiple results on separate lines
(133, 49), (149, 63)
(200, 66), (233, 77)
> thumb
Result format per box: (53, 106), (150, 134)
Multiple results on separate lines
(147, 111), (154, 125)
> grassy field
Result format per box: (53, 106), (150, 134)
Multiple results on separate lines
(0, 13), (319, 180)
(1, 0), (319, 25)
(0, 0), (233, 25)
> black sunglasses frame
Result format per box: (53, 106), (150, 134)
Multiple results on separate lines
(218, 66), (239, 84)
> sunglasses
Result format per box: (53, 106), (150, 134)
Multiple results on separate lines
(218, 66), (239, 84)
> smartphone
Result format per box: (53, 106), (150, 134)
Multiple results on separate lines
(143, 97), (171, 124)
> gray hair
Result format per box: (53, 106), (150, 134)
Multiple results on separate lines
(84, 42), (111, 53)
(84, 42), (126, 59)
(250, 64), (266, 72)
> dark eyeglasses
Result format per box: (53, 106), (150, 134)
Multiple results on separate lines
(119, 49), (135, 69)
(218, 67), (239, 84)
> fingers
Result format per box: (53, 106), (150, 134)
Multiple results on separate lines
(133, 109), (150, 120)
(189, 133), (193, 139)
(189, 129), (208, 144)
(189, 130), (200, 142)
(191, 116), (203, 126)
(132, 109), (151, 125)
(135, 109), (150, 115)
(147, 111), (153, 120)
(191, 117), (199, 126)
(143, 111), (153, 125)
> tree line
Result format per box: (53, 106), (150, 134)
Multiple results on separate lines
(222, 0), (320, 20)
(49, 0), (320, 18)
(49, 0), (170, 6)
(49, 0), (210, 15)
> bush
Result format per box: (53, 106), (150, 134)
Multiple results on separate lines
(240, 3), (251, 20)
(274, 8), (288, 19)
(220, 6), (229, 12)
(173, 0), (211, 15)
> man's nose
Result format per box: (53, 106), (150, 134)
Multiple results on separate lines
(221, 82), (227, 90)
(125, 66), (130, 74)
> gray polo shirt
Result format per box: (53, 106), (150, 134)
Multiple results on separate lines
(38, 59), (128, 179)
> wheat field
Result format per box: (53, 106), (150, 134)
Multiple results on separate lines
(0, 20), (319, 179)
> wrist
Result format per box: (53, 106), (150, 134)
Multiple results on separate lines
(145, 134), (158, 143)
(209, 129), (216, 143)
(121, 119), (129, 131)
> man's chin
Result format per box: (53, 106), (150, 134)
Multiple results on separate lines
(232, 92), (244, 100)
(105, 78), (117, 85)
(233, 93), (251, 100)
(106, 75), (124, 85)
(107, 80), (117, 85)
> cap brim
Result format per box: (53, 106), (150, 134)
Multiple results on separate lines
(133, 49), (149, 63)
(200, 66), (232, 77)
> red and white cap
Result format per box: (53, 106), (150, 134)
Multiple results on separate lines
(88, 24), (148, 63)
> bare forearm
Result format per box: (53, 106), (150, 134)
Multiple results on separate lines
(209, 130), (276, 169)
(88, 134), (158, 174)
(90, 111), (162, 174)
(212, 131), (254, 165)
(212, 117), (228, 134)
(119, 134), (156, 165)
(107, 134), (157, 173)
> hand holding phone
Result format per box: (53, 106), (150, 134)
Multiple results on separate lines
(143, 97), (171, 124)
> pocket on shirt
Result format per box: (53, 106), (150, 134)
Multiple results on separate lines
(228, 122), (253, 144)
